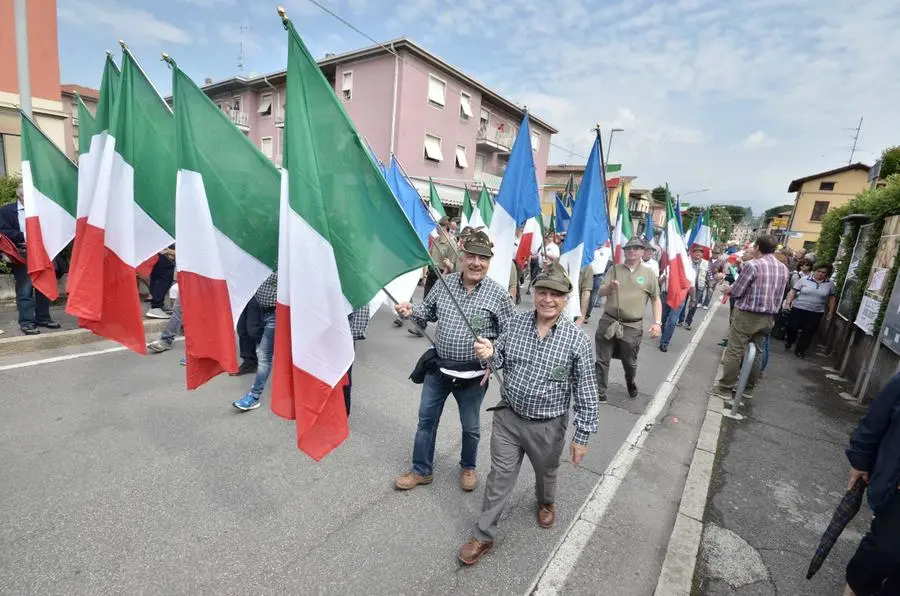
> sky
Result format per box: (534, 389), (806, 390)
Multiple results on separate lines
(56, 0), (900, 214)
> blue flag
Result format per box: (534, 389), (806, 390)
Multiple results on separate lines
(386, 156), (435, 247)
(555, 194), (571, 234)
(561, 136), (611, 268)
(486, 113), (542, 287)
(644, 211), (654, 244)
(674, 194), (684, 235)
(687, 210), (703, 247)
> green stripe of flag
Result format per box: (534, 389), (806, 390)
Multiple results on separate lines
(20, 115), (78, 217)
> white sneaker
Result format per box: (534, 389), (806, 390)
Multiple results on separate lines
(147, 339), (172, 353)
(703, 305), (709, 310)
(146, 308), (172, 319)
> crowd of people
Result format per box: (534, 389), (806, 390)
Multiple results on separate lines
(6, 191), (896, 588)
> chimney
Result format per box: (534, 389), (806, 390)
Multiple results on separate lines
(204, 77), (213, 85)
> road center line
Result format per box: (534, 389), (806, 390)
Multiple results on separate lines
(0, 338), (184, 372)
(530, 299), (723, 595)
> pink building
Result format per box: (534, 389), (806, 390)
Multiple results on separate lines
(198, 38), (557, 212)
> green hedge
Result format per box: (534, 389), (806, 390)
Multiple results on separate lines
(816, 175), (900, 329)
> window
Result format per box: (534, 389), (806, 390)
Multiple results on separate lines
(231, 96), (242, 112)
(427, 75), (446, 107)
(260, 136), (273, 159)
(818, 181), (835, 191)
(810, 200), (829, 221)
(257, 93), (273, 116)
(424, 134), (443, 162)
(530, 130), (541, 151)
(479, 108), (490, 128)
(474, 153), (485, 175)
(341, 71), (353, 101)
(459, 92), (473, 120)
(455, 145), (468, 169)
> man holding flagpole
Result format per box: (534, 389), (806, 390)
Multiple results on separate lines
(593, 237), (662, 400)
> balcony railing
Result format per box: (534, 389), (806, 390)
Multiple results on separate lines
(475, 171), (503, 190)
(227, 110), (249, 129)
(476, 125), (514, 152)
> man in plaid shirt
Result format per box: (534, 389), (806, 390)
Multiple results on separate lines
(713, 236), (789, 397)
(393, 230), (515, 493)
(458, 262), (598, 566)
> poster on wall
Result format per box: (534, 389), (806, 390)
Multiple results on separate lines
(881, 265), (900, 356)
(854, 295), (881, 335)
(853, 215), (900, 335)
(838, 223), (874, 320)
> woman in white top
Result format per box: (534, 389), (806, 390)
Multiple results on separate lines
(783, 262), (836, 358)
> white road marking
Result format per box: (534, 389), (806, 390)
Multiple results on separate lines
(0, 338), (183, 371)
(531, 299), (722, 595)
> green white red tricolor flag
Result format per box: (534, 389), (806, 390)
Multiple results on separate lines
(273, 17), (430, 460)
(66, 54), (118, 305)
(663, 193), (696, 310)
(65, 47), (176, 353)
(170, 61), (279, 389)
(611, 186), (633, 264)
(19, 114), (77, 300)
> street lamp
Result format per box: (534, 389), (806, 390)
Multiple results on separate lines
(606, 128), (625, 165)
(677, 188), (710, 200)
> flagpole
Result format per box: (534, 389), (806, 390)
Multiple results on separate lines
(595, 124), (614, 234)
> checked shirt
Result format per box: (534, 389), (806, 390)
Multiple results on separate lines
(411, 272), (515, 362)
(491, 311), (598, 445)
(730, 254), (789, 315)
(348, 305), (370, 341)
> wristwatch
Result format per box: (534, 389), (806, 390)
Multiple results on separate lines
(654, 321), (662, 326)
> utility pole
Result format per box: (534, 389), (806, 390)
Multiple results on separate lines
(848, 116), (863, 164)
(14, 0), (31, 117)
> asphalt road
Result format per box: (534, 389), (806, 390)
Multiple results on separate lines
(0, 292), (708, 595)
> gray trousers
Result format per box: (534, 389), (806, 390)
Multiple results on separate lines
(475, 405), (568, 542)
(160, 298), (183, 345)
(594, 317), (643, 399)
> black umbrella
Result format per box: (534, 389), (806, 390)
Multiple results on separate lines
(806, 479), (867, 580)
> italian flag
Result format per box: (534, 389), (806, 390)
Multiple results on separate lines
(273, 18), (430, 460)
(66, 47), (176, 353)
(690, 209), (713, 259)
(460, 185), (474, 229)
(19, 113), (77, 300)
(663, 194), (696, 310)
(66, 54), (118, 309)
(469, 184), (494, 230)
(611, 186), (633, 264)
(427, 178), (446, 239)
(170, 62), (278, 389)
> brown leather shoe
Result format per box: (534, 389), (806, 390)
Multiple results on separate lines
(458, 538), (493, 565)
(460, 469), (477, 492)
(394, 472), (433, 490)
(538, 503), (556, 528)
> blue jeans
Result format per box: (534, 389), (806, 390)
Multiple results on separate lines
(586, 273), (604, 317)
(13, 262), (51, 327)
(659, 292), (685, 348)
(760, 334), (770, 372)
(411, 372), (487, 476)
(248, 310), (276, 398)
(160, 298), (183, 345)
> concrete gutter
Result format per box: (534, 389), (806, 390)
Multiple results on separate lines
(0, 320), (168, 357)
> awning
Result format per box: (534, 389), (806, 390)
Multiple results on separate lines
(257, 96), (273, 114)
(460, 94), (473, 118)
(455, 146), (469, 169)
(424, 135), (444, 161)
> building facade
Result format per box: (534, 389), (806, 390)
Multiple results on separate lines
(785, 163), (871, 251)
(197, 38), (557, 213)
(543, 163), (635, 223)
(59, 84), (98, 161)
(0, 0), (68, 175)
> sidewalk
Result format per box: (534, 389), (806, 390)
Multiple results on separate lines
(693, 338), (872, 594)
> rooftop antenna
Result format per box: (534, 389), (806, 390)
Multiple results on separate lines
(847, 116), (863, 164)
(238, 24), (250, 73)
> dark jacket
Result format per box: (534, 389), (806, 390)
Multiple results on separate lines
(0, 201), (24, 246)
(846, 373), (900, 513)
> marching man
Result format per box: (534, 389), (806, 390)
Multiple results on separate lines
(458, 262), (598, 565)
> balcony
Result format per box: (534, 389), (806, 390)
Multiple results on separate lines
(476, 125), (514, 152)
(227, 110), (249, 131)
(475, 171), (503, 190)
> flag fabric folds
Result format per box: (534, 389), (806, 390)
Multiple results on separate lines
(486, 114), (541, 288)
(170, 62), (279, 389)
(644, 211), (655, 247)
(663, 194), (696, 310)
(515, 217), (542, 269)
(611, 187), (633, 264)
(19, 114), (77, 300)
(428, 178), (446, 219)
(559, 136), (611, 320)
(562, 174), (575, 209)
(460, 186), (474, 229)
(273, 18), (430, 460)
(66, 48), (176, 354)
(554, 194), (570, 234)
(67, 54), (118, 304)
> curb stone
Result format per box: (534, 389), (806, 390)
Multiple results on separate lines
(0, 319), (168, 357)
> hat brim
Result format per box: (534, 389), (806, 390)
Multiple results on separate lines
(462, 247), (493, 258)
(533, 279), (571, 294)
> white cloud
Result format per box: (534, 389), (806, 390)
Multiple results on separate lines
(743, 131), (776, 149)
(59, 0), (192, 45)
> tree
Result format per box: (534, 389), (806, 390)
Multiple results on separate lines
(0, 173), (22, 208)
(712, 204), (749, 224)
(651, 186), (667, 203)
(879, 145), (900, 179)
